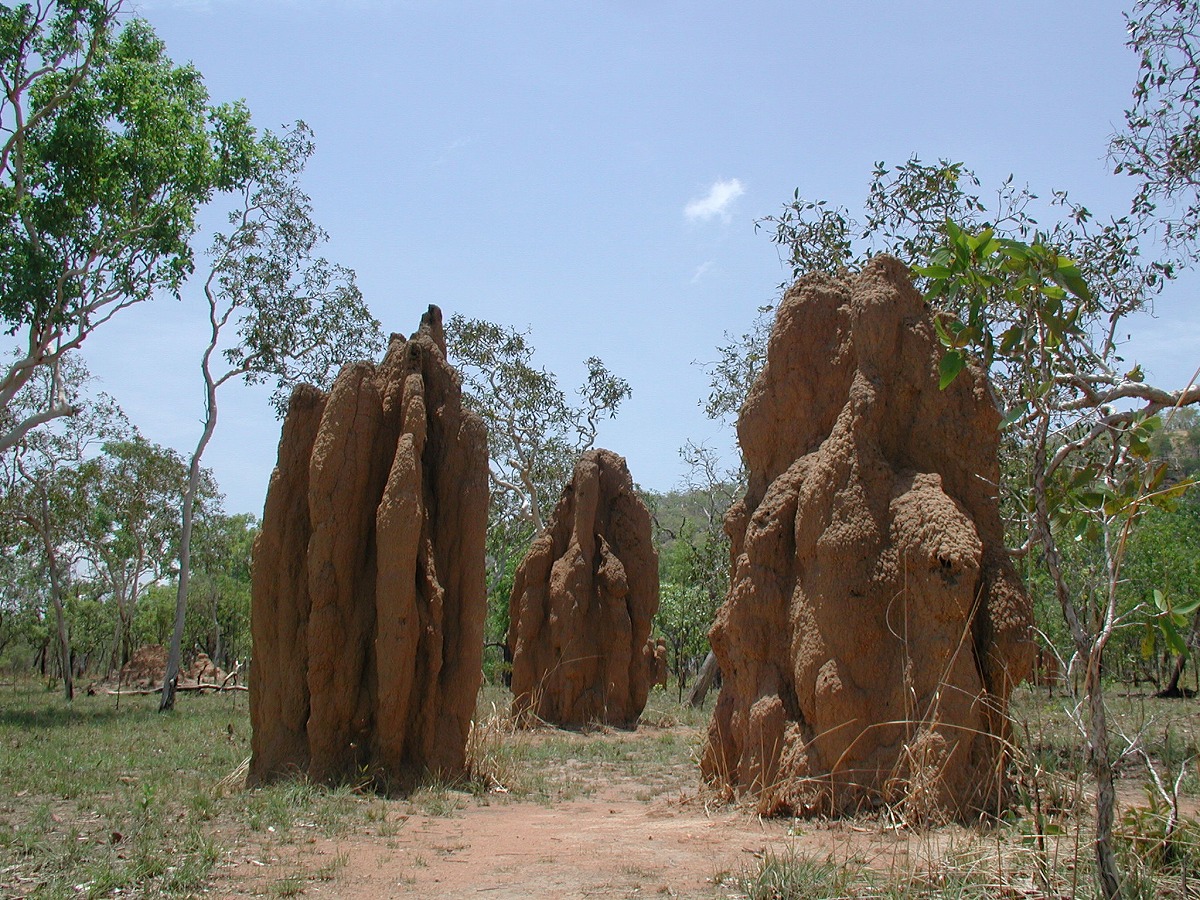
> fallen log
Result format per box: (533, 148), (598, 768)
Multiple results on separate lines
(104, 682), (248, 695)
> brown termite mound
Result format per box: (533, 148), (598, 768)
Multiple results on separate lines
(248, 306), (488, 790)
(700, 256), (1034, 821)
(508, 449), (660, 727)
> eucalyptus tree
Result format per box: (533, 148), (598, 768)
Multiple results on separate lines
(1123, 487), (1200, 694)
(77, 435), (202, 673)
(0, 1), (261, 452)
(448, 314), (632, 534)
(159, 121), (383, 711)
(1113, 0), (1200, 256)
(187, 510), (256, 668)
(649, 441), (741, 703)
(0, 549), (43, 667)
(0, 352), (126, 698)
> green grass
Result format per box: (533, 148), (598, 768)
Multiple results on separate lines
(0, 681), (248, 898)
(0, 679), (708, 896)
(7, 677), (1200, 897)
(738, 846), (866, 899)
(1011, 687), (1200, 788)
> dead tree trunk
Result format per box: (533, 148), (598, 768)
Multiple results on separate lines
(687, 650), (719, 708)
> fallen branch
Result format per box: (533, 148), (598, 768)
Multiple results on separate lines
(104, 682), (247, 695)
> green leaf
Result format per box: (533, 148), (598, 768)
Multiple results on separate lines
(1130, 416), (1162, 443)
(999, 325), (1024, 355)
(932, 314), (958, 347)
(1104, 494), (1132, 517)
(1174, 594), (1200, 618)
(1052, 262), (1092, 302)
(1148, 462), (1168, 493)
(952, 325), (981, 348)
(1163, 615), (1188, 656)
(1129, 437), (1152, 459)
(1068, 465), (1099, 489)
(938, 350), (966, 389)
(999, 401), (1029, 429)
(913, 264), (953, 279)
(1154, 588), (1168, 613)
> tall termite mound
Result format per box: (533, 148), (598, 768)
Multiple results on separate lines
(249, 306), (488, 789)
(508, 449), (659, 727)
(701, 257), (1034, 820)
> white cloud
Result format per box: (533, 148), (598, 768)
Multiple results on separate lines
(684, 178), (745, 222)
(690, 261), (714, 284)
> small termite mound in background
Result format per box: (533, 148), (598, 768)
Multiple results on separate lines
(508, 449), (660, 728)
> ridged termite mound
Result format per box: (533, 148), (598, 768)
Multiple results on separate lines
(507, 449), (659, 727)
(249, 306), (488, 790)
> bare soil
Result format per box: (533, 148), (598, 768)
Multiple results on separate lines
(199, 689), (1200, 898)
(206, 721), (933, 899)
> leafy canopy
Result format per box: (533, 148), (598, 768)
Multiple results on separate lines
(0, 1), (261, 450)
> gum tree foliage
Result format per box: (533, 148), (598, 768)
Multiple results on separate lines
(651, 442), (739, 699)
(0, 549), (46, 669)
(1114, 0), (1200, 255)
(160, 121), (383, 711)
(0, 1), (260, 452)
(76, 435), (207, 675)
(702, 305), (774, 424)
(0, 354), (232, 690)
(446, 314), (631, 649)
(1123, 472), (1200, 694)
(0, 352), (125, 699)
(135, 511), (255, 670)
(185, 511), (256, 669)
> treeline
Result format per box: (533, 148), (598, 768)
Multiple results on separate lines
(0, 358), (255, 691)
(0, 1), (380, 707)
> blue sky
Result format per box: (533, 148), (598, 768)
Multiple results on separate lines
(70, 0), (1200, 516)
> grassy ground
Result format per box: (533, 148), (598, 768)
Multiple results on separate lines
(0, 681), (249, 898)
(0, 681), (712, 898)
(2, 679), (1200, 897)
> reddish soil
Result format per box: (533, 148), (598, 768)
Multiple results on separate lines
(210, 784), (905, 899)
(206, 723), (945, 899)
(198, 692), (1200, 899)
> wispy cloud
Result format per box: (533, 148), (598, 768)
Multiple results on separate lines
(690, 261), (714, 284)
(432, 137), (474, 167)
(684, 178), (744, 222)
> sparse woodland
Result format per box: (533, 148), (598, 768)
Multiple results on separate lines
(4, 0), (1200, 898)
